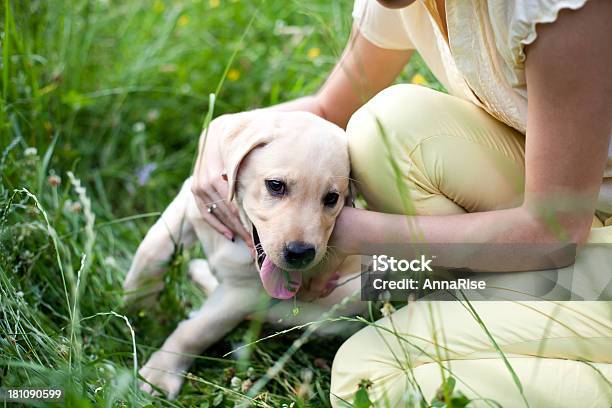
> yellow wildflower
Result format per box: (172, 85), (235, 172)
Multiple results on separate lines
(209, 0), (220, 8)
(227, 69), (240, 81)
(307, 47), (321, 59)
(177, 15), (190, 27)
(153, 0), (165, 13)
(410, 73), (427, 85)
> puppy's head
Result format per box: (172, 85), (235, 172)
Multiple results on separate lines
(220, 111), (350, 299)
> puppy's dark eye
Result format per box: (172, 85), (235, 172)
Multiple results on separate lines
(323, 192), (339, 207)
(265, 179), (286, 196)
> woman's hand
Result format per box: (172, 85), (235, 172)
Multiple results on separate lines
(299, 249), (347, 302)
(191, 116), (254, 248)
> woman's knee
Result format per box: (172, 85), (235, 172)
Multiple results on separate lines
(346, 84), (525, 214)
(330, 331), (363, 406)
(346, 84), (447, 161)
(346, 82), (510, 163)
(345, 84), (463, 213)
(330, 326), (408, 407)
(330, 305), (437, 406)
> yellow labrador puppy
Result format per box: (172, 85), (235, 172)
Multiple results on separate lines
(123, 110), (361, 398)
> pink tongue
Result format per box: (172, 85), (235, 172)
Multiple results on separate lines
(260, 257), (302, 299)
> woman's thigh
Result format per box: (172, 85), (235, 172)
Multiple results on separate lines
(346, 84), (525, 215)
(330, 301), (612, 407)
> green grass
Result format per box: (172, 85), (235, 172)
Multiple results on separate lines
(1, 0), (457, 406)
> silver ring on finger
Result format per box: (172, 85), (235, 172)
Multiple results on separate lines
(207, 203), (218, 214)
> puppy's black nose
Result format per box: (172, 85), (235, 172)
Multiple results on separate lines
(284, 241), (315, 268)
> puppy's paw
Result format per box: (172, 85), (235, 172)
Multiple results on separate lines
(139, 351), (186, 400)
(188, 259), (218, 295)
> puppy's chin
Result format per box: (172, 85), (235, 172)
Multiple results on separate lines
(252, 225), (302, 299)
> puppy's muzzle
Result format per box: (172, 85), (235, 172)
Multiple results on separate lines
(283, 241), (316, 268)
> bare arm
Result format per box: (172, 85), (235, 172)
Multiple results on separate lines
(332, 0), (612, 271)
(272, 28), (413, 128)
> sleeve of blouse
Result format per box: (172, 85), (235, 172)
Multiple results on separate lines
(352, 0), (415, 50)
(503, 0), (589, 67)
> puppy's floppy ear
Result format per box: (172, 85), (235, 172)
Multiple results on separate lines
(218, 110), (274, 202)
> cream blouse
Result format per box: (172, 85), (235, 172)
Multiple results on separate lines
(352, 0), (612, 215)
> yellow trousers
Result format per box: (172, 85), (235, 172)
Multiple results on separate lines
(331, 85), (612, 407)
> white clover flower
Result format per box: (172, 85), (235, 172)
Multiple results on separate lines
(230, 376), (242, 390)
(132, 122), (146, 133)
(24, 147), (38, 156)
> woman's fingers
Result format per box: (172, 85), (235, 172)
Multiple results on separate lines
(191, 178), (254, 248)
(213, 175), (246, 233)
(304, 271), (338, 300)
(229, 213), (253, 246)
(207, 189), (253, 246)
(213, 176), (240, 216)
(298, 253), (345, 301)
(193, 194), (235, 240)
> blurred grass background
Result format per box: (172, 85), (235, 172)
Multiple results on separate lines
(0, 0), (442, 406)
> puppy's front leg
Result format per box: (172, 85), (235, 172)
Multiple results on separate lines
(123, 179), (196, 307)
(139, 283), (263, 399)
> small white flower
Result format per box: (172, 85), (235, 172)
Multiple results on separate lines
(103, 256), (117, 268)
(71, 201), (83, 213)
(146, 109), (160, 122)
(63, 200), (82, 213)
(132, 122), (146, 133)
(246, 366), (255, 379)
(230, 376), (242, 390)
(300, 368), (313, 384)
(16, 291), (24, 298)
(63, 200), (73, 212)
(380, 301), (396, 317)
(24, 147), (38, 156)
